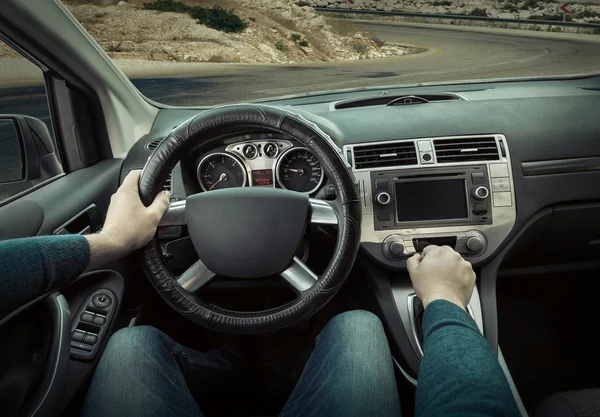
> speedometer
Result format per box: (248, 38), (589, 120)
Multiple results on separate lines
(276, 147), (324, 194)
(197, 152), (247, 191)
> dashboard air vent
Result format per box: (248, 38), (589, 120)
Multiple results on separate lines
(353, 142), (418, 169)
(146, 139), (162, 151)
(433, 137), (500, 163)
(335, 93), (461, 110)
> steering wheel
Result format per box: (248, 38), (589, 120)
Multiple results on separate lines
(139, 104), (361, 334)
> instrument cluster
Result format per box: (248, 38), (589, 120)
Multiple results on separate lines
(196, 138), (325, 195)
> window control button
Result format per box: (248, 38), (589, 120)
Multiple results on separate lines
(81, 312), (94, 323)
(83, 334), (98, 345)
(71, 341), (92, 352)
(93, 316), (106, 326)
(72, 331), (85, 342)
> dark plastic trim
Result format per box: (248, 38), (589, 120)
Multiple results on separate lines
(479, 207), (553, 354)
(522, 157), (600, 177)
(18, 293), (70, 417)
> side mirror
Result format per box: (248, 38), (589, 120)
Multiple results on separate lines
(0, 115), (63, 199)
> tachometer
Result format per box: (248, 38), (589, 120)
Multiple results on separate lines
(197, 152), (247, 191)
(276, 147), (324, 194)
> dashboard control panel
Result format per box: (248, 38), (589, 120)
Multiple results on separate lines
(343, 134), (516, 267)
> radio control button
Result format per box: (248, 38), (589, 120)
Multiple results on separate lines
(493, 192), (512, 207)
(377, 211), (391, 221)
(492, 178), (510, 192)
(490, 163), (509, 178)
(389, 241), (405, 256)
(471, 172), (485, 184)
(375, 179), (389, 190)
(472, 186), (489, 201)
(376, 192), (391, 206)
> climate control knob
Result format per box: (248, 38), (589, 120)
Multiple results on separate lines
(466, 236), (485, 252)
(472, 186), (489, 201)
(376, 192), (391, 206)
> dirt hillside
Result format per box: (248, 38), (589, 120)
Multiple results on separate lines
(0, 0), (411, 63)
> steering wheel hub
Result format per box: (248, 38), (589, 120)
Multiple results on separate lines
(186, 187), (309, 278)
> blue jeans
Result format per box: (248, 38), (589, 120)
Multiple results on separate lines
(81, 310), (401, 417)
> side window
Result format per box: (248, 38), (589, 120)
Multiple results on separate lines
(0, 38), (63, 204)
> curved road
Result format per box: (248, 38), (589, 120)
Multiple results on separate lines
(2, 21), (600, 116)
(129, 22), (600, 105)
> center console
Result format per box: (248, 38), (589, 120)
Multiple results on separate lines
(343, 134), (516, 267)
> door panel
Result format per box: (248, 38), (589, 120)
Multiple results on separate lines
(0, 159), (121, 240)
(0, 159), (123, 417)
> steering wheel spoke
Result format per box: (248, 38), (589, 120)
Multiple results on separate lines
(280, 257), (319, 292)
(309, 199), (338, 225)
(158, 200), (186, 227)
(177, 258), (216, 292)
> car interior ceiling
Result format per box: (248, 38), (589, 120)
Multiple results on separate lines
(3, 3), (600, 417)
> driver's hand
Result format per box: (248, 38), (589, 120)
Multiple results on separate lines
(101, 170), (170, 255)
(406, 245), (476, 310)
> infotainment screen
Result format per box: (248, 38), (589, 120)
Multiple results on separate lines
(395, 179), (468, 222)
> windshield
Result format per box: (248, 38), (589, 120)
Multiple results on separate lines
(36, 1), (600, 105)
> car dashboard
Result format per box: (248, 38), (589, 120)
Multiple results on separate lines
(124, 73), (600, 270)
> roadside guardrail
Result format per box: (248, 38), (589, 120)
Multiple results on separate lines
(314, 7), (600, 29)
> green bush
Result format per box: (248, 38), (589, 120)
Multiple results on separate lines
(275, 40), (289, 52)
(143, 0), (190, 13)
(432, 0), (452, 6)
(189, 7), (248, 33)
(351, 39), (368, 54)
(291, 33), (302, 42)
(574, 10), (600, 19)
(503, 4), (519, 13)
(298, 39), (310, 47)
(372, 36), (385, 47)
(143, 0), (248, 33)
(469, 7), (488, 17)
(521, 0), (537, 10)
(296, 1), (311, 6)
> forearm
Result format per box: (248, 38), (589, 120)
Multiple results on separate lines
(0, 235), (90, 319)
(415, 300), (520, 417)
(85, 233), (129, 270)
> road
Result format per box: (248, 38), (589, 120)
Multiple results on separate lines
(2, 21), (600, 115)
(128, 22), (600, 105)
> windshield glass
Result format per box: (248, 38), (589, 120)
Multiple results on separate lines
(59, 1), (600, 105)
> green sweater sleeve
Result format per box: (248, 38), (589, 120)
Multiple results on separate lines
(415, 300), (520, 417)
(0, 235), (90, 319)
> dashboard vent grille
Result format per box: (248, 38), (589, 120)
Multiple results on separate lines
(146, 139), (162, 151)
(335, 93), (461, 110)
(353, 142), (418, 169)
(433, 137), (499, 163)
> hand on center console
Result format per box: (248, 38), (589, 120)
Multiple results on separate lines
(406, 245), (476, 310)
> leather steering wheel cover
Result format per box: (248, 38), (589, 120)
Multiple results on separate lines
(139, 104), (361, 334)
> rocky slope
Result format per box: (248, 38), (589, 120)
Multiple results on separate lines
(0, 0), (411, 63)
(304, 0), (600, 22)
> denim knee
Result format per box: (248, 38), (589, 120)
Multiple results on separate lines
(322, 310), (385, 341)
(102, 325), (173, 365)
